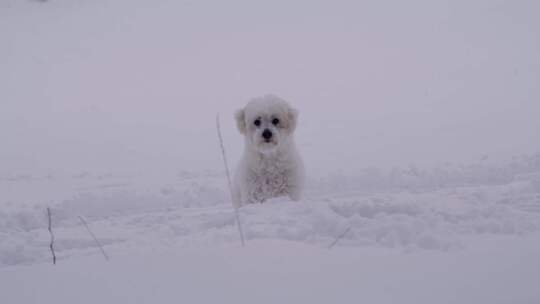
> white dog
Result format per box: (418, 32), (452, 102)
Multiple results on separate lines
(232, 94), (305, 207)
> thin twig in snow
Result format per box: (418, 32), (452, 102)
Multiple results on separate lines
(78, 216), (109, 261)
(47, 207), (56, 265)
(216, 114), (246, 246)
(328, 226), (351, 249)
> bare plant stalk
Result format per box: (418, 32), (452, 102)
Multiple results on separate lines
(216, 114), (246, 246)
(78, 216), (109, 261)
(47, 207), (56, 265)
(328, 226), (351, 249)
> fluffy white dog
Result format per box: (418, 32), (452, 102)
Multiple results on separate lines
(232, 95), (305, 207)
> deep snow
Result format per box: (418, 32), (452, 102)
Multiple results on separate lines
(1, 155), (540, 303)
(3, 238), (540, 304)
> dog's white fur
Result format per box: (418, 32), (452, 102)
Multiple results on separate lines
(232, 95), (304, 207)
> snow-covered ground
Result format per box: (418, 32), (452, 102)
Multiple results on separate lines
(3, 238), (540, 304)
(2, 0), (540, 303)
(2, 154), (540, 303)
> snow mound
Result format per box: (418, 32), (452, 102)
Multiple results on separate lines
(2, 169), (540, 267)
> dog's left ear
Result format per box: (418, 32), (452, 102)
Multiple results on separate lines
(235, 109), (247, 134)
(287, 107), (299, 132)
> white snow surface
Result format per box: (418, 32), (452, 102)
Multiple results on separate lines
(2, 155), (540, 303)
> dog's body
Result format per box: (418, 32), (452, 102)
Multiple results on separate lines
(232, 95), (304, 207)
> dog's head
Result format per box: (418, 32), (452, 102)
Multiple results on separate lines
(235, 94), (299, 154)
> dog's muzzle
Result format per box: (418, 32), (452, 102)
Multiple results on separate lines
(262, 129), (273, 142)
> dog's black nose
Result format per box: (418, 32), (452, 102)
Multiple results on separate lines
(262, 129), (273, 140)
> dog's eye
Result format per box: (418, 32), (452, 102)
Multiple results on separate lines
(254, 119), (261, 127)
(272, 118), (280, 125)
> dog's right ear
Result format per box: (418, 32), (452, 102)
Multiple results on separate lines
(235, 109), (246, 134)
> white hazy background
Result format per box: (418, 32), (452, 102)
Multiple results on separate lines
(1, 0), (539, 176)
